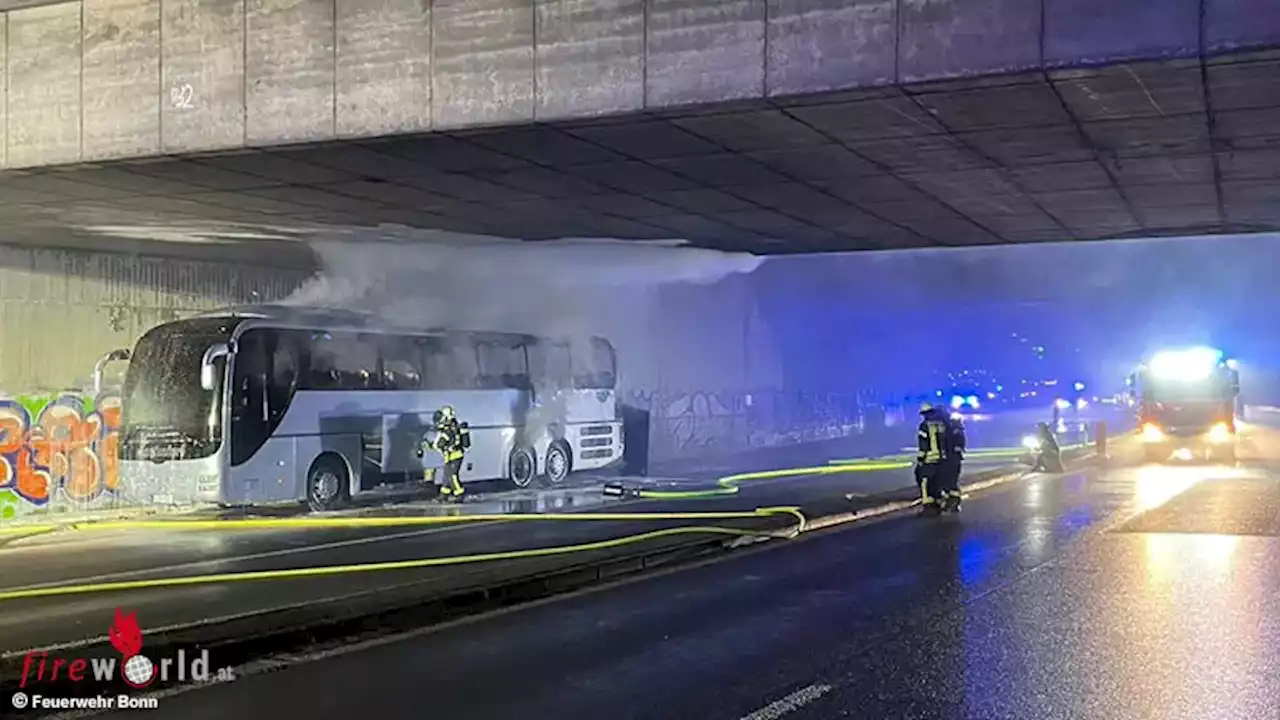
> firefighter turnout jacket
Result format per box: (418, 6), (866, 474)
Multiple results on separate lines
(917, 406), (966, 465)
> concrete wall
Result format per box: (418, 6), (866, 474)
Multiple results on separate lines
(2, 0), (1278, 169)
(604, 274), (831, 463)
(0, 244), (309, 391)
(0, 244), (309, 520)
(0, 240), (800, 431)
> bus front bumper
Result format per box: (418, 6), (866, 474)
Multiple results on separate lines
(120, 458), (224, 505)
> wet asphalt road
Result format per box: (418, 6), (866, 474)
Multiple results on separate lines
(0, 415), (1058, 652)
(104, 427), (1280, 720)
(0, 458), (979, 652)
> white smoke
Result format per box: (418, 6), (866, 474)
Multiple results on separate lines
(284, 226), (764, 340)
(283, 227), (767, 412)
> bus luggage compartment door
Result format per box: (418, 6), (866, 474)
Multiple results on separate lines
(379, 412), (436, 486)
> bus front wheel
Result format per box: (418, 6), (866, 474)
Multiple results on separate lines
(542, 441), (572, 487)
(509, 447), (537, 489)
(307, 455), (351, 512)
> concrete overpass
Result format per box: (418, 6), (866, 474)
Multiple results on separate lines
(0, 0), (1277, 256)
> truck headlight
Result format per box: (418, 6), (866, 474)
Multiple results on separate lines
(1208, 421), (1233, 443)
(1141, 423), (1165, 443)
(1022, 435), (1042, 450)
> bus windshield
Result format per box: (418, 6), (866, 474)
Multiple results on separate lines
(121, 318), (239, 459)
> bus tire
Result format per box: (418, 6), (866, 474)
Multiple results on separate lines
(306, 454), (351, 512)
(509, 447), (537, 489)
(542, 441), (572, 487)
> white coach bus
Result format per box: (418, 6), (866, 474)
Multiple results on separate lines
(116, 305), (623, 510)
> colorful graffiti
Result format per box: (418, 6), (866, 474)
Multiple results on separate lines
(0, 393), (123, 511)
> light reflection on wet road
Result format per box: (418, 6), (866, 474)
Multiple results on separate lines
(100, 426), (1280, 720)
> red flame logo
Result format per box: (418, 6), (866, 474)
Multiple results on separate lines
(108, 607), (144, 659)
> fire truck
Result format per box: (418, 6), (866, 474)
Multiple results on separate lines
(1127, 347), (1240, 463)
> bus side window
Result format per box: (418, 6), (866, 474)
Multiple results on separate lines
(230, 329), (271, 466)
(268, 332), (301, 420)
(455, 344), (480, 389)
(307, 333), (342, 390)
(477, 341), (529, 390)
(380, 337), (422, 390)
(422, 339), (474, 390)
(345, 334), (381, 390)
(529, 341), (572, 389)
(309, 332), (380, 390)
(506, 342), (531, 390)
(475, 342), (503, 390)
(233, 330), (269, 422)
(570, 337), (617, 389)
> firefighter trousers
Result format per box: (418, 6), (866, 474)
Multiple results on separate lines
(916, 461), (962, 503)
(438, 457), (465, 497)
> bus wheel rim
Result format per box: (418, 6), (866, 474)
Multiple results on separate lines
(549, 449), (567, 479)
(512, 453), (533, 485)
(313, 470), (340, 503)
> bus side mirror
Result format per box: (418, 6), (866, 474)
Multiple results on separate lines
(201, 343), (231, 391)
(93, 348), (132, 395)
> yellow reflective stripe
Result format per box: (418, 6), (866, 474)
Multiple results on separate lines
(925, 422), (942, 462)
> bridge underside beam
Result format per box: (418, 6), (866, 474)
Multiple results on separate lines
(1, 50), (1278, 254)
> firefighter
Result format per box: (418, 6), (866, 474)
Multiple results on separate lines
(1031, 421), (1063, 473)
(424, 405), (471, 502)
(915, 402), (967, 516)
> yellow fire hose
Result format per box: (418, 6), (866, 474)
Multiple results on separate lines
(0, 448), (1033, 602)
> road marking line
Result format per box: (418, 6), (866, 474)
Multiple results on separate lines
(740, 683), (833, 720)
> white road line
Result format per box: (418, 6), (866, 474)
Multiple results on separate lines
(740, 683), (834, 720)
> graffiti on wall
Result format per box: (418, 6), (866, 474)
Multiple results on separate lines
(0, 393), (123, 519)
(622, 388), (874, 461)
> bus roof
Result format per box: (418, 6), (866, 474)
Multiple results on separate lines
(188, 304), (611, 346)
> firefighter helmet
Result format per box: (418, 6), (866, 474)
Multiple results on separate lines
(433, 405), (456, 425)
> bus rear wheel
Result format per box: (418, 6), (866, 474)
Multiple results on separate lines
(307, 455), (351, 512)
(542, 441), (572, 487)
(509, 447), (537, 489)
